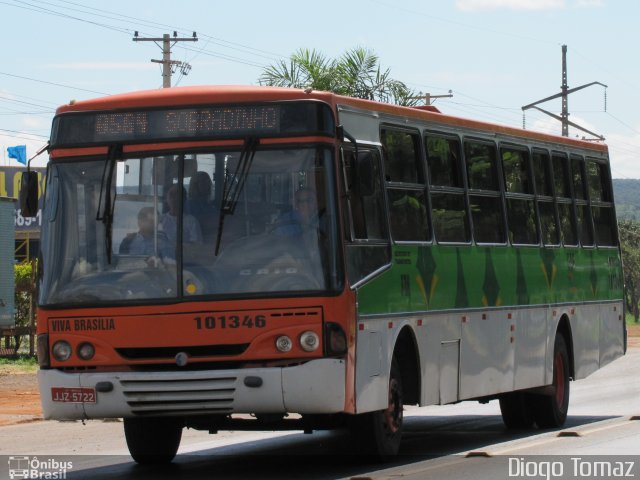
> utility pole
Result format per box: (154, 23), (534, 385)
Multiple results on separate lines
(560, 44), (569, 136)
(409, 90), (453, 105)
(133, 31), (198, 88)
(522, 44), (607, 140)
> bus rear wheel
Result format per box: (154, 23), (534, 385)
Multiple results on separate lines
(530, 334), (570, 428)
(124, 417), (183, 464)
(499, 392), (534, 429)
(350, 359), (403, 461)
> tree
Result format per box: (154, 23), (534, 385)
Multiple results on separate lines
(618, 220), (640, 322)
(14, 262), (35, 352)
(259, 47), (420, 106)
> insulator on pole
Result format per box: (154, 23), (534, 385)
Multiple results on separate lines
(604, 87), (607, 112)
(522, 112), (526, 130)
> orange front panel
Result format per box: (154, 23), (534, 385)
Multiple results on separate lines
(46, 306), (324, 368)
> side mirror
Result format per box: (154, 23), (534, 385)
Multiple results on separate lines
(19, 171), (39, 218)
(353, 152), (375, 197)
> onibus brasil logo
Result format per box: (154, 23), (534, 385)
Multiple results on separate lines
(8, 456), (73, 479)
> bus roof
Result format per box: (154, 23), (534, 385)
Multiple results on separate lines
(56, 85), (608, 153)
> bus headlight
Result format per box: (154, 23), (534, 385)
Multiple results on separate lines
(275, 335), (292, 353)
(77, 342), (95, 360)
(52, 341), (72, 362)
(299, 331), (319, 352)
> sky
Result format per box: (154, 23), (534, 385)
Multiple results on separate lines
(1, 0), (639, 178)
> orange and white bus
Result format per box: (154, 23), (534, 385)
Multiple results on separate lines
(23, 85), (625, 463)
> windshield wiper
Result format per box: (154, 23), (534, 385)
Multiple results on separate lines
(214, 137), (259, 255)
(96, 145), (121, 264)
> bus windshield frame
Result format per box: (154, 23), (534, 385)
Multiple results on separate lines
(38, 142), (343, 308)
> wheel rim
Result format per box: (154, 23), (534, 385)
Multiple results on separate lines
(383, 377), (403, 435)
(554, 352), (566, 408)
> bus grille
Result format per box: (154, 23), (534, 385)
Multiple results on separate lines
(116, 344), (249, 360)
(120, 375), (237, 415)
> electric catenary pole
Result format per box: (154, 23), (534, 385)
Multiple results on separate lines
(522, 45), (607, 140)
(133, 31), (198, 88)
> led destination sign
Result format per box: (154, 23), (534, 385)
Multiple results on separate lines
(95, 106), (279, 137)
(50, 102), (334, 147)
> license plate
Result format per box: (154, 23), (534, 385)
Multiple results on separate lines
(51, 387), (96, 403)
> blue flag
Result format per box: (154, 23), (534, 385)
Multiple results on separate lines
(7, 145), (27, 165)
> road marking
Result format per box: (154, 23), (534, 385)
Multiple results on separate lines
(489, 417), (633, 455)
(557, 430), (581, 437)
(350, 456), (471, 480)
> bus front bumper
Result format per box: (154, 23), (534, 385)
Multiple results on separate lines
(38, 359), (345, 420)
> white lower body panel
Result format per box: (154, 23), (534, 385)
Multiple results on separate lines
(355, 301), (624, 412)
(38, 359), (345, 420)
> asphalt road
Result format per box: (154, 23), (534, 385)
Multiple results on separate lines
(1, 346), (638, 480)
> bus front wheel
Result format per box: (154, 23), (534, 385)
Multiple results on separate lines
(350, 358), (403, 461)
(124, 417), (183, 464)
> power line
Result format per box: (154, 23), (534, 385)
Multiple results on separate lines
(0, 95), (55, 111)
(0, 71), (110, 96)
(180, 44), (266, 69)
(5, 0), (131, 34)
(4, 0), (282, 67)
(0, 127), (49, 138)
(52, 0), (285, 61)
(606, 112), (640, 137)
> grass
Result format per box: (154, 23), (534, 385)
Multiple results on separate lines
(625, 312), (640, 338)
(0, 355), (38, 373)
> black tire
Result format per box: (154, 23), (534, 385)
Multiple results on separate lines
(350, 359), (403, 461)
(530, 335), (571, 428)
(499, 392), (535, 429)
(124, 417), (183, 464)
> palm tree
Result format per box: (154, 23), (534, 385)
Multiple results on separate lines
(259, 47), (419, 106)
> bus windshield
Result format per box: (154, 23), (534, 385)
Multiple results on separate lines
(39, 146), (340, 306)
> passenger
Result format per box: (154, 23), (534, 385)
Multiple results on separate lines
(273, 187), (322, 237)
(187, 172), (217, 240)
(188, 171), (214, 214)
(160, 185), (203, 245)
(272, 187), (327, 286)
(119, 206), (172, 257)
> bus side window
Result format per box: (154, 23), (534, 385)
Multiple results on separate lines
(425, 134), (470, 243)
(502, 146), (538, 245)
(464, 139), (505, 244)
(381, 127), (431, 243)
(343, 147), (390, 285)
(552, 153), (578, 247)
(587, 159), (617, 246)
(571, 156), (594, 247)
(380, 128), (422, 183)
(532, 150), (559, 246)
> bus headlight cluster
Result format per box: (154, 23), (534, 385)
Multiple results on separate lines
(299, 331), (319, 352)
(52, 341), (72, 362)
(51, 340), (96, 362)
(275, 336), (293, 352)
(275, 332), (320, 353)
(77, 342), (96, 360)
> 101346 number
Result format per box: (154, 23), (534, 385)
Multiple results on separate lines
(194, 315), (266, 330)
